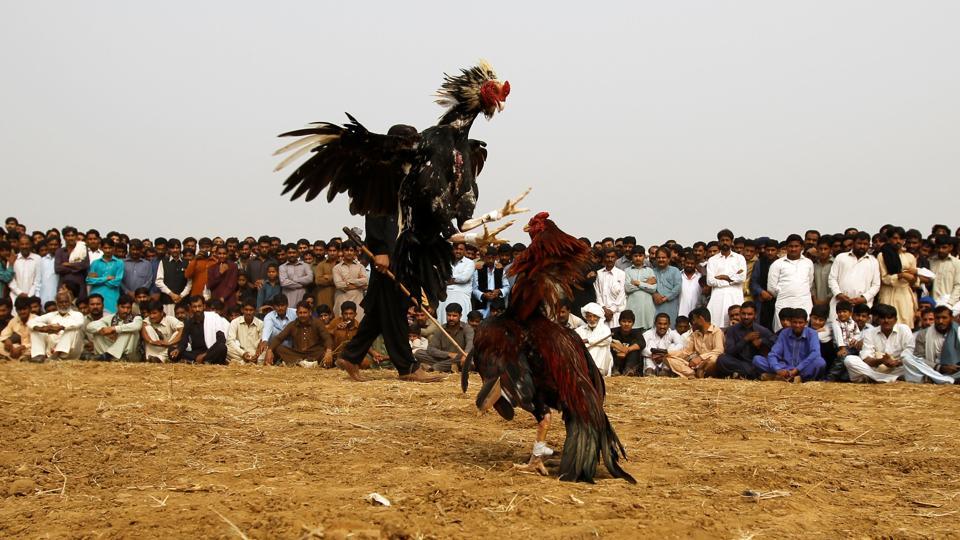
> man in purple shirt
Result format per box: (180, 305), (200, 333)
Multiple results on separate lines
(753, 307), (826, 382)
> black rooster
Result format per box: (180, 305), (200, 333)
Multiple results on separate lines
(463, 212), (636, 484)
(274, 61), (510, 307)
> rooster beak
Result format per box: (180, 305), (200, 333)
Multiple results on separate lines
(522, 224), (530, 232)
(496, 101), (505, 113)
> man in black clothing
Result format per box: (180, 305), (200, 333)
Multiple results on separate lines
(170, 296), (227, 365)
(610, 310), (645, 376)
(473, 245), (508, 315)
(715, 301), (775, 379)
(750, 238), (780, 330)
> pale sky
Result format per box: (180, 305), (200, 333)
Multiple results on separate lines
(2, 1), (958, 247)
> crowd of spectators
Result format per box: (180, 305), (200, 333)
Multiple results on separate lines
(1, 215), (959, 385)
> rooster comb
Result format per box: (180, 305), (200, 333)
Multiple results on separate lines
(435, 60), (500, 111)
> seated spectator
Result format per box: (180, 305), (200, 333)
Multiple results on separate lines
(726, 305), (741, 328)
(315, 303), (332, 325)
(466, 310), (483, 332)
(675, 315), (692, 346)
(409, 325), (428, 355)
(610, 309), (645, 376)
(259, 294), (296, 364)
(43, 301), (57, 314)
(641, 313), (685, 376)
(923, 307), (960, 383)
(325, 300), (360, 366)
(415, 303), (474, 372)
(27, 291), (85, 361)
(170, 296), (228, 365)
(267, 301), (333, 367)
(226, 301), (264, 365)
(716, 301), (775, 379)
(843, 304), (954, 384)
(753, 308), (825, 382)
(489, 297), (506, 318)
(915, 306), (935, 334)
(141, 301), (184, 363)
(665, 307), (724, 378)
(556, 298), (585, 330)
(0, 297), (35, 360)
(86, 294), (143, 361)
(576, 302), (614, 376)
(809, 304), (835, 369)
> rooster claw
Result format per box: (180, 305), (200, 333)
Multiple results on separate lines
(513, 455), (549, 476)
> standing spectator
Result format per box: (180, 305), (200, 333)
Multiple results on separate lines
(665, 307), (725, 378)
(246, 235), (275, 287)
(267, 301), (333, 367)
(280, 244), (313, 308)
(842, 304), (952, 384)
(752, 308), (825, 382)
(313, 241), (339, 310)
(122, 240), (153, 296)
(472, 246), (510, 317)
(0, 241), (15, 299)
(922, 307), (960, 382)
(811, 235), (834, 308)
(184, 237), (216, 298)
(741, 239), (758, 302)
(256, 264), (282, 314)
(767, 234), (815, 331)
(438, 242), (474, 324)
(235, 241), (253, 275)
(325, 300), (360, 365)
(332, 241), (368, 319)
(706, 229), (747, 328)
(615, 236), (636, 270)
(0, 296), (35, 360)
(678, 252), (703, 319)
(641, 313), (685, 376)
(207, 245), (239, 308)
(26, 291), (85, 361)
(828, 232), (881, 320)
(575, 303), (614, 376)
(594, 248), (626, 328)
(226, 301), (264, 364)
(37, 237), (59, 305)
(4, 217), (19, 235)
(156, 239), (191, 316)
(751, 238), (780, 330)
(141, 301), (183, 363)
(651, 248), (682, 327)
(234, 272), (257, 308)
(85, 230), (103, 263)
(86, 239), (124, 313)
(10, 236), (41, 302)
(877, 227), (918, 329)
(623, 247), (656, 330)
(716, 301), (775, 379)
(929, 236), (960, 307)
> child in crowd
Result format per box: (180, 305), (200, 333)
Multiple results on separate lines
(809, 304), (835, 378)
(257, 263), (282, 314)
(235, 272), (257, 308)
(408, 325), (427, 354)
(315, 303), (332, 325)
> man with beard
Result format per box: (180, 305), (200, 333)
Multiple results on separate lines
(921, 306), (960, 383)
(751, 238), (780, 330)
(768, 234), (815, 331)
(706, 229), (747, 328)
(207, 245), (239, 309)
(843, 304), (953, 384)
(472, 245), (510, 317)
(86, 294), (142, 361)
(313, 240), (339, 311)
(651, 247), (682, 328)
(678, 252), (703, 319)
(828, 232), (881, 321)
(716, 301), (775, 379)
(170, 296), (228, 365)
(665, 307), (724, 378)
(0, 296), (35, 360)
(877, 227), (918, 329)
(27, 291), (85, 361)
(437, 242), (473, 324)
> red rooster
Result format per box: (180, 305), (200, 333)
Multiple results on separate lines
(462, 212), (636, 483)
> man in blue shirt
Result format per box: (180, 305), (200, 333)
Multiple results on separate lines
(258, 294), (296, 365)
(753, 307), (826, 382)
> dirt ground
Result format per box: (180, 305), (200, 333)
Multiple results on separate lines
(0, 361), (958, 539)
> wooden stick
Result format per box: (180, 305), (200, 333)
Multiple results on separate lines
(342, 227), (467, 358)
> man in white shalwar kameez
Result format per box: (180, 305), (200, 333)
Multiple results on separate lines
(706, 230), (747, 328)
(26, 292), (85, 361)
(594, 248), (627, 328)
(576, 302), (614, 376)
(768, 235), (815, 331)
(827, 232), (880, 321)
(438, 242), (474, 324)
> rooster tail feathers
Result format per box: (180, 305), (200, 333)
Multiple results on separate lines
(558, 412), (636, 484)
(394, 231), (452, 309)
